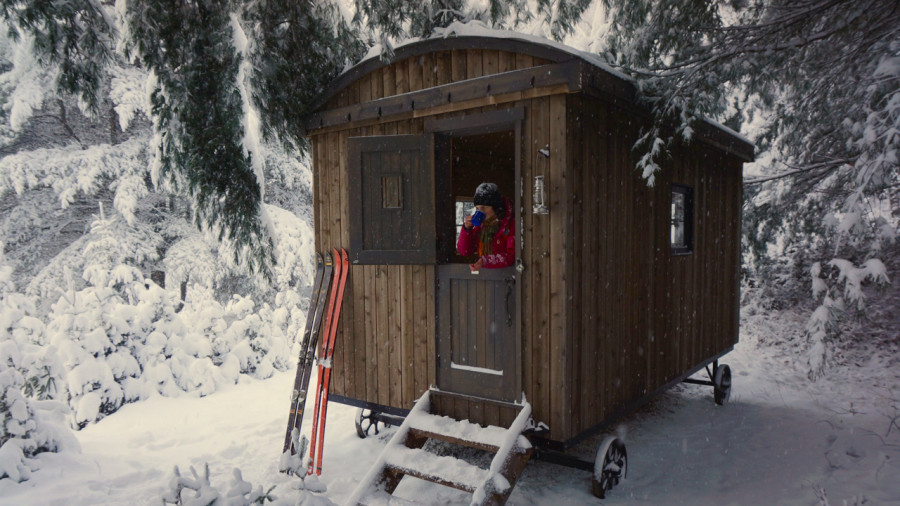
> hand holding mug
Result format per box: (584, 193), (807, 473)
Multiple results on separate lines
(470, 210), (485, 228)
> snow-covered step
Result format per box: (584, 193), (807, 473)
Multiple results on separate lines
(405, 410), (522, 453)
(382, 445), (485, 493)
(349, 390), (534, 506)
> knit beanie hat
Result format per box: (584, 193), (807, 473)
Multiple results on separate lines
(473, 182), (504, 211)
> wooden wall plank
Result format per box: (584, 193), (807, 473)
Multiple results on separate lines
(515, 53), (533, 71)
(435, 51), (451, 86)
(351, 263), (366, 401)
(364, 265), (378, 403)
(359, 71), (373, 105)
(499, 51), (515, 73)
(571, 95), (600, 427)
(396, 60), (409, 95)
(376, 259), (390, 408)
(593, 103), (609, 422)
(609, 108), (624, 409)
(423, 53), (436, 91)
(332, 129), (349, 396)
(483, 403), (500, 428)
(409, 55), (424, 93)
(466, 49), (484, 79)
(413, 265), (427, 396)
(477, 280), (488, 369)
(401, 266), (415, 406)
(388, 265), (402, 408)
(382, 64), (395, 101)
(686, 154), (698, 373)
(651, 155), (666, 389)
(699, 154), (712, 365)
(530, 96), (551, 432)
(519, 98), (535, 424)
(566, 94), (583, 436)
(549, 93), (568, 439)
(426, 265), (436, 388)
(451, 50), (467, 82)
(483, 49), (498, 77)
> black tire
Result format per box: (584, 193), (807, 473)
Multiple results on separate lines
(592, 436), (627, 499)
(714, 364), (732, 405)
(354, 408), (384, 438)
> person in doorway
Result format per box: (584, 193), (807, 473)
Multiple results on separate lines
(457, 182), (515, 271)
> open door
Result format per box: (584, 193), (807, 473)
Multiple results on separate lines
(430, 112), (523, 404)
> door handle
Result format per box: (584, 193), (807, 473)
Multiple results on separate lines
(505, 276), (515, 327)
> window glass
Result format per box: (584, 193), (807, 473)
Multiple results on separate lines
(671, 185), (693, 254)
(671, 192), (686, 247)
(455, 199), (475, 244)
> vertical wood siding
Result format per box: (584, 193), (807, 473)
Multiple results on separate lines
(568, 94), (743, 440)
(309, 48), (742, 443)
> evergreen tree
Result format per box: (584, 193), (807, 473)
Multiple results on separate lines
(600, 0), (899, 375)
(120, 0), (273, 277)
(600, 0), (898, 254)
(0, 0), (116, 117)
(243, 0), (365, 152)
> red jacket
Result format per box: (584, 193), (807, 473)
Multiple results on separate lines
(456, 197), (515, 268)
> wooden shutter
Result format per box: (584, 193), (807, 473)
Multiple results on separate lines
(348, 135), (435, 264)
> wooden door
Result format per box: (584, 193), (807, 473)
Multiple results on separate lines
(437, 264), (520, 402)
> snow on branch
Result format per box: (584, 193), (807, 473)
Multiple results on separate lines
(0, 136), (151, 224)
(806, 257), (891, 380)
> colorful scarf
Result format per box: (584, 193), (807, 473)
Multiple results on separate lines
(479, 217), (500, 256)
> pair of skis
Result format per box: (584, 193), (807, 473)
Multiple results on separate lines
(281, 248), (349, 478)
(307, 247), (348, 476)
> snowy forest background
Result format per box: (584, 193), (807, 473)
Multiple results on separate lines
(0, 0), (898, 498)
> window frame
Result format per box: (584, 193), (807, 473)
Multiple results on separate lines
(670, 184), (694, 255)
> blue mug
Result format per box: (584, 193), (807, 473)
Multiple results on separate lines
(471, 210), (485, 228)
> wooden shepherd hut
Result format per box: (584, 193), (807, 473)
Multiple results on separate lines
(298, 28), (754, 501)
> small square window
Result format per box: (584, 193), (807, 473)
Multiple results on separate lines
(455, 198), (475, 244)
(671, 185), (693, 254)
(381, 175), (402, 209)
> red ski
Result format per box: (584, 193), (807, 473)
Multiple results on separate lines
(308, 248), (349, 476)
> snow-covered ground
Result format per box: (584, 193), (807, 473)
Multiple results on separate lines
(2, 307), (899, 506)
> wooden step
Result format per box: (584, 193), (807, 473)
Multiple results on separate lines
(382, 445), (484, 493)
(406, 410), (514, 453)
(349, 390), (534, 506)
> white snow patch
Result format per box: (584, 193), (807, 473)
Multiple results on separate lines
(450, 361), (503, 376)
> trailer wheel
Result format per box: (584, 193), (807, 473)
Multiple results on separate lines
(713, 364), (732, 405)
(355, 408), (385, 438)
(592, 436), (627, 499)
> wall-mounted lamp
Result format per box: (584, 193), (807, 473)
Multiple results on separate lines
(533, 175), (549, 214)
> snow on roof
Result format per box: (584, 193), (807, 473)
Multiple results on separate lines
(353, 20), (634, 84)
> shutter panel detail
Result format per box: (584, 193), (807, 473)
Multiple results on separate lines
(348, 135), (435, 264)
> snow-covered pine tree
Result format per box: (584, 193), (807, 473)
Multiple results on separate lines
(120, 0), (274, 278)
(599, 0), (898, 253)
(352, 0), (553, 48)
(243, 0), (365, 152)
(0, 0), (116, 117)
(0, 246), (75, 482)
